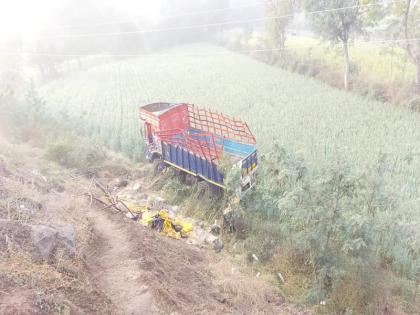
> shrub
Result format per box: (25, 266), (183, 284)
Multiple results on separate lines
(45, 143), (74, 167)
(408, 96), (420, 113)
(242, 145), (419, 311)
(46, 140), (106, 170)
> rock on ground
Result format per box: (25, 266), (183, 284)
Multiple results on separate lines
(0, 219), (75, 262)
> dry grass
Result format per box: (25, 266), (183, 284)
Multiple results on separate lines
(208, 253), (309, 315)
(0, 132), (112, 314)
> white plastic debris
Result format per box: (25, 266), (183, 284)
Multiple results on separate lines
(320, 300), (326, 306)
(131, 183), (141, 191)
(277, 272), (285, 283)
(256, 272), (261, 278)
(252, 253), (259, 262)
(125, 212), (139, 220)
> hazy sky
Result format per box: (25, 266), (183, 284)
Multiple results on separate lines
(0, 0), (162, 40)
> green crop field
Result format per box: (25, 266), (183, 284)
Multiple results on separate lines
(39, 44), (420, 216)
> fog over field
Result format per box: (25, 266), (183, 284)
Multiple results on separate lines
(0, 1), (419, 315)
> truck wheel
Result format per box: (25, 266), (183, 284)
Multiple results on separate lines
(185, 174), (198, 186)
(153, 159), (166, 175)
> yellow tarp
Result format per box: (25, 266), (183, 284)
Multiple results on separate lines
(126, 202), (148, 214)
(140, 209), (193, 239)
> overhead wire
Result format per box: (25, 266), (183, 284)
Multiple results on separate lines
(48, 2), (266, 29)
(1, 38), (419, 57)
(39, 0), (406, 39)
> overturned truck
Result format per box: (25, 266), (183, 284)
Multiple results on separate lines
(139, 103), (257, 193)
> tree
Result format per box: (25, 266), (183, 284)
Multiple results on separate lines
(0, 37), (25, 96)
(304, 0), (372, 90)
(387, 1), (420, 92)
(265, 0), (294, 57)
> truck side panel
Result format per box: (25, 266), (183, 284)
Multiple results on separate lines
(162, 142), (225, 188)
(159, 104), (190, 131)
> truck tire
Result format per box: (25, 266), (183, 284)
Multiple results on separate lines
(153, 159), (166, 175)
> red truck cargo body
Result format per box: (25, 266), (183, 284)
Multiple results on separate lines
(139, 102), (189, 134)
(139, 102), (257, 191)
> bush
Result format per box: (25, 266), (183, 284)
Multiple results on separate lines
(408, 96), (420, 113)
(242, 145), (419, 311)
(46, 140), (106, 170)
(45, 143), (74, 166)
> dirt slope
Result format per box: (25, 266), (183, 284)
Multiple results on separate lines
(85, 203), (233, 314)
(81, 176), (306, 315)
(0, 133), (305, 315)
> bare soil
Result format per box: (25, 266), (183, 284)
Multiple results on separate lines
(86, 210), (154, 314)
(81, 173), (308, 315)
(0, 134), (306, 315)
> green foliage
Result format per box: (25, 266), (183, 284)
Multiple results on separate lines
(45, 143), (74, 166)
(265, 0), (294, 50)
(408, 96), (420, 112)
(304, 0), (377, 89)
(35, 47), (419, 311)
(220, 155), (241, 200)
(286, 35), (416, 84)
(45, 140), (106, 170)
(304, 0), (372, 43)
(387, 1), (420, 90)
(243, 144), (419, 310)
(24, 83), (46, 122)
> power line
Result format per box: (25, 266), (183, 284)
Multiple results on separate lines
(41, 1), (405, 39)
(0, 48), (284, 58)
(1, 38), (419, 58)
(48, 3), (265, 30)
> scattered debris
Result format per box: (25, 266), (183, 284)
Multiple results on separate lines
(87, 179), (194, 240)
(125, 212), (139, 220)
(131, 182), (141, 192)
(277, 272), (285, 283)
(256, 272), (261, 278)
(140, 209), (193, 239)
(252, 253), (259, 262)
(85, 178), (136, 217)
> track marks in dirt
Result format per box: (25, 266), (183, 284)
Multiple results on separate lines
(85, 199), (303, 314)
(86, 210), (154, 315)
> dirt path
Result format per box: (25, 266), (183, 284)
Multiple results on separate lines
(83, 202), (307, 315)
(86, 210), (155, 314)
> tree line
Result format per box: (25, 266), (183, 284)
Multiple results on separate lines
(264, 0), (419, 92)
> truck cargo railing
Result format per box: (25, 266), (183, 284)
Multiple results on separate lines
(187, 104), (256, 146)
(155, 128), (224, 162)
